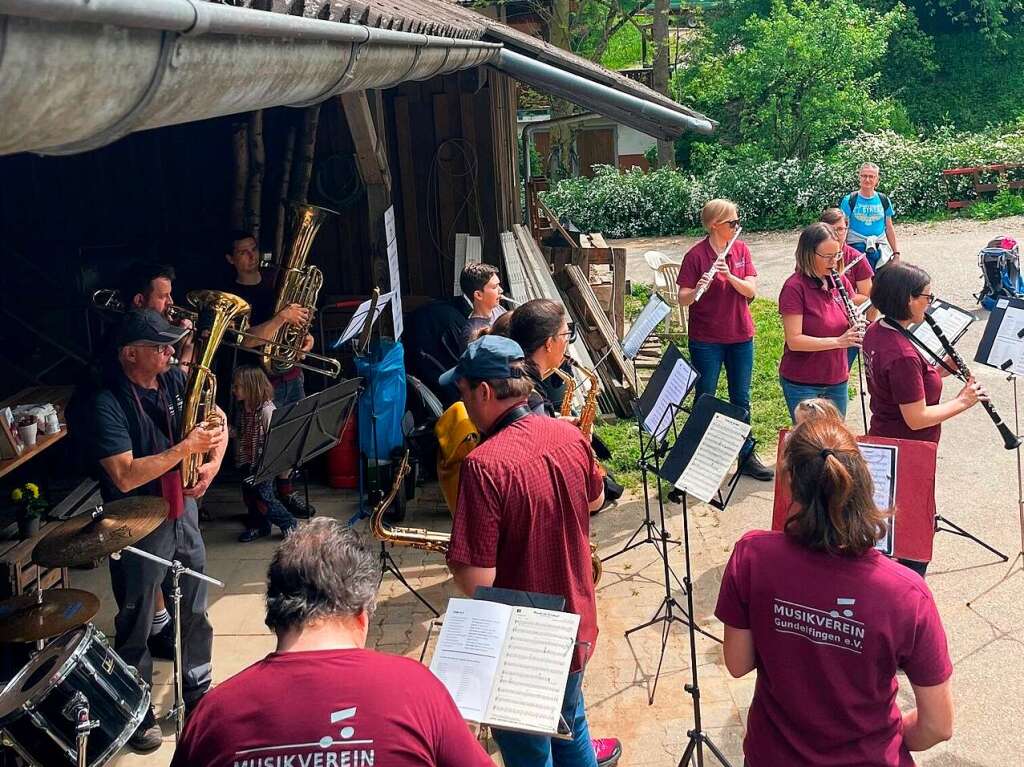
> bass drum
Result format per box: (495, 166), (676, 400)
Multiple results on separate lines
(0, 625), (149, 767)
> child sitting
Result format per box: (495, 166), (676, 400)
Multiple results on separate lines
(231, 365), (297, 542)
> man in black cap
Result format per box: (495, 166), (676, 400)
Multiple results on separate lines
(91, 309), (226, 752)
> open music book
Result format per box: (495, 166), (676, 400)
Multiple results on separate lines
(429, 598), (580, 736)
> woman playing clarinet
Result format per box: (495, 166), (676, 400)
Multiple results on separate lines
(677, 199), (772, 480)
(778, 223), (864, 419)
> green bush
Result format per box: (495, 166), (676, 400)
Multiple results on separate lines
(541, 127), (1024, 235)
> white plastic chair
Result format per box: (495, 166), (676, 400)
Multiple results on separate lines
(643, 250), (685, 334)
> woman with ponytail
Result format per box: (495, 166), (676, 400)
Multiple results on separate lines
(715, 416), (954, 766)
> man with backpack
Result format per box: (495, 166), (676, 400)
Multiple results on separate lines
(840, 163), (901, 270)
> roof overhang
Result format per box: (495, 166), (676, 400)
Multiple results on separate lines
(0, 0), (501, 156)
(491, 49), (713, 140)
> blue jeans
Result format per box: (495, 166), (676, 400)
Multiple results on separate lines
(779, 377), (849, 422)
(491, 670), (597, 767)
(847, 347), (859, 368)
(688, 340), (753, 421)
(272, 374), (305, 409)
(240, 468), (296, 533)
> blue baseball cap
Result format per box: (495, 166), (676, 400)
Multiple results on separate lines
(117, 308), (189, 348)
(439, 335), (526, 388)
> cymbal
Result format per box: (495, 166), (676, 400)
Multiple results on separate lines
(0, 589), (100, 643)
(32, 496), (168, 568)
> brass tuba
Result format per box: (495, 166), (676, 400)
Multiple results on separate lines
(181, 290), (251, 488)
(262, 201), (337, 374)
(370, 452), (451, 555)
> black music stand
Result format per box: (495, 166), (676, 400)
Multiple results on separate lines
(659, 395), (749, 767)
(250, 378), (362, 487)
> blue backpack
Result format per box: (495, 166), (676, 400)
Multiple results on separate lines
(976, 237), (1024, 310)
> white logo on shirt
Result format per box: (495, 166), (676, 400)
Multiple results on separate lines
(773, 598), (865, 654)
(231, 707), (375, 767)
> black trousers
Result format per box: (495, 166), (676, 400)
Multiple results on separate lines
(108, 497), (213, 704)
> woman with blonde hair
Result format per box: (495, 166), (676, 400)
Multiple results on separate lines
(676, 198), (772, 480)
(716, 415), (954, 766)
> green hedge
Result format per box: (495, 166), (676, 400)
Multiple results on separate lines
(540, 128), (1024, 236)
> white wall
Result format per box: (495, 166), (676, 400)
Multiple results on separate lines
(617, 124), (657, 156)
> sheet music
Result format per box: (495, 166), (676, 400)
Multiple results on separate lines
(674, 412), (750, 503)
(385, 206), (404, 340)
(858, 443), (897, 555)
(911, 303), (972, 361)
(486, 607), (579, 735)
(333, 291), (394, 346)
(429, 599), (512, 722)
(622, 294), (672, 359)
(987, 301), (1024, 373)
(644, 358), (697, 440)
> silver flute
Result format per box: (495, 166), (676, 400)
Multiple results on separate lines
(693, 226), (742, 302)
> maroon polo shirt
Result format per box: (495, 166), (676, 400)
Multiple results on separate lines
(677, 237), (757, 344)
(863, 321), (944, 443)
(447, 413), (604, 671)
(842, 243), (875, 288)
(778, 271), (857, 386)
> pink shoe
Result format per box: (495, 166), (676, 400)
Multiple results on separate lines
(592, 737), (622, 767)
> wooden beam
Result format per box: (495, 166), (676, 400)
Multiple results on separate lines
(340, 90), (391, 195)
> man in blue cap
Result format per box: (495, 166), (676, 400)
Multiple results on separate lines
(443, 336), (621, 767)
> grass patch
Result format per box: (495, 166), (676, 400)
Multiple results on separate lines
(596, 297), (803, 490)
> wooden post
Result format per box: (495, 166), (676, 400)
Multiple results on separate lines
(290, 104), (322, 202)
(274, 125), (297, 260)
(245, 110), (265, 240)
(231, 119), (248, 230)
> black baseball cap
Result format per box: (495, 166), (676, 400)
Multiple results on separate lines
(117, 309), (189, 349)
(439, 335), (526, 387)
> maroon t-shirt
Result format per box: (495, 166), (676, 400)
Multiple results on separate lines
(170, 648), (492, 767)
(863, 321), (944, 442)
(716, 530), (952, 767)
(778, 271), (856, 385)
(677, 238), (757, 344)
(447, 413), (604, 671)
(842, 243), (875, 289)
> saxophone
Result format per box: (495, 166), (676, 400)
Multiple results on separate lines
(370, 452), (451, 555)
(181, 290), (251, 488)
(549, 363), (603, 584)
(262, 201), (337, 374)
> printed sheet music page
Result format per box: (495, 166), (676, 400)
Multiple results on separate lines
(429, 599), (511, 722)
(485, 607), (580, 735)
(644, 358), (697, 440)
(675, 412), (750, 503)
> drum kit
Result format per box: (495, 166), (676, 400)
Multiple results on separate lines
(0, 497), (223, 766)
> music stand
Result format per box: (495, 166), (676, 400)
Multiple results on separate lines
(659, 395), (750, 767)
(249, 378), (362, 487)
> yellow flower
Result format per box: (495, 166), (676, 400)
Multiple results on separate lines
(24, 483), (39, 499)
(10, 488), (23, 502)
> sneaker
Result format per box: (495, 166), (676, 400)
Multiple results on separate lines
(238, 527), (272, 543)
(740, 450), (774, 481)
(147, 624), (175, 661)
(129, 707), (162, 752)
(592, 737), (622, 767)
(282, 492), (316, 519)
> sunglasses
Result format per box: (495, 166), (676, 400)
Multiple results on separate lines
(556, 322), (578, 343)
(719, 219), (740, 229)
(914, 292), (936, 302)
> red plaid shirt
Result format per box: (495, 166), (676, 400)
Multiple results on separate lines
(447, 413), (604, 671)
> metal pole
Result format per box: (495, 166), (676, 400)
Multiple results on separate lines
(171, 563), (185, 738)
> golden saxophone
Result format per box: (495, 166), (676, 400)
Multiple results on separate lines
(262, 201), (337, 375)
(180, 290), (251, 488)
(370, 452), (451, 555)
(550, 362), (603, 584)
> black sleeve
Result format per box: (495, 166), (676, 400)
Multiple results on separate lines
(92, 392), (133, 461)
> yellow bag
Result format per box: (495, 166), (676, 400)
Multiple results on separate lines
(435, 402), (479, 515)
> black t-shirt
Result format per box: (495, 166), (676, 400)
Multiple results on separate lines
(460, 317), (491, 352)
(92, 367), (187, 501)
(229, 273), (278, 325)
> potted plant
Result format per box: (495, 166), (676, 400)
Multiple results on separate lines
(11, 483), (46, 539)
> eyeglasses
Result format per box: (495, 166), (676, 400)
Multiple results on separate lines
(814, 250), (840, 260)
(719, 219), (740, 229)
(914, 292), (936, 302)
(556, 322), (577, 343)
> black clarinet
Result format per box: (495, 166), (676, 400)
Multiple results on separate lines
(828, 269), (860, 329)
(921, 313), (1022, 450)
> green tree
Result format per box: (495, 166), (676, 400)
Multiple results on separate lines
(676, 0), (905, 159)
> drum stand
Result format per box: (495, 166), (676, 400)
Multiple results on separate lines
(116, 546), (224, 739)
(62, 692), (98, 767)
